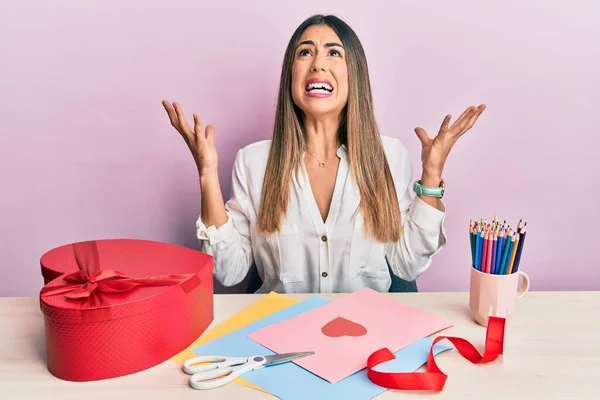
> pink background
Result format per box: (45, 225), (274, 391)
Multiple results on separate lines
(1, 1), (598, 297)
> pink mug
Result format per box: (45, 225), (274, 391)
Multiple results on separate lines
(469, 266), (530, 326)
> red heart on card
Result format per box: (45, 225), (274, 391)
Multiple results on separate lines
(321, 317), (368, 338)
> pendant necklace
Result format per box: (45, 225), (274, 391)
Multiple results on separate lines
(305, 149), (326, 167)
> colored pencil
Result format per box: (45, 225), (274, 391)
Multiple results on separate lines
(469, 220), (476, 267)
(507, 232), (520, 274)
(495, 230), (505, 274)
(485, 231), (493, 273)
(500, 233), (515, 275)
(491, 231), (497, 274)
(498, 229), (511, 274)
(482, 231), (490, 273)
(513, 224), (527, 272)
(475, 230), (483, 271)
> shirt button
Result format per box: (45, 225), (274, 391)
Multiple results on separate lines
(322, 272), (328, 278)
(321, 236), (327, 242)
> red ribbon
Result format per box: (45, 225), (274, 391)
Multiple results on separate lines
(40, 240), (196, 306)
(367, 316), (506, 391)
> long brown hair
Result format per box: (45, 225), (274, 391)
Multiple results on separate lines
(257, 14), (402, 243)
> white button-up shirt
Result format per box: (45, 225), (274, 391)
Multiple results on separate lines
(196, 136), (447, 293)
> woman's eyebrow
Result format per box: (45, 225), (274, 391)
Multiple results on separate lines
(296, 40), (344, 49)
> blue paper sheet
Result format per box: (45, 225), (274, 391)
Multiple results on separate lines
(191, 296), (452, 400)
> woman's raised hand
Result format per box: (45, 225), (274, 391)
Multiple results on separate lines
(414, 104), (486, 178)
(162, 100), (218, 177)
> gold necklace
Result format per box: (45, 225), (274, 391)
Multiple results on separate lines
(305, 149), (326, 167)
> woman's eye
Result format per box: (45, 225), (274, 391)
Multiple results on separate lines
(297, 48), (342, 57)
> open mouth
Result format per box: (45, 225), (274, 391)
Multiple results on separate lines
(304, 78), (334, 96)
(305, 82), (333, 93)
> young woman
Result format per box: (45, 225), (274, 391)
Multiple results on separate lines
(162, 14), (485, 294)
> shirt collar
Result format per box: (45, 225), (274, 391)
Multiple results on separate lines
(336, 144), (348, 160)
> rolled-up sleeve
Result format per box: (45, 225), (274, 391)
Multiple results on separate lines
(196, 149), (254, 287)
(384, 140), (447, 281)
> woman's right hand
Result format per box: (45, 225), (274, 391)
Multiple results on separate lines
(162, 100), (218, 178)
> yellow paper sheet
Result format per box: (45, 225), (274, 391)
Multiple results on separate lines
(172, 292), (300, 393)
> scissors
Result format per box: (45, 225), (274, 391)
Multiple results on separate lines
(183, 351), (314, 390)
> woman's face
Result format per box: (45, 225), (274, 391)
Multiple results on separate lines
(291, 24), (349, 120)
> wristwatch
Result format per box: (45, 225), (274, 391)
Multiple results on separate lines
(413, 179), (445, 198)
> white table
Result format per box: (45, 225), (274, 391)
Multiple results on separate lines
(1, 292), (598, 399)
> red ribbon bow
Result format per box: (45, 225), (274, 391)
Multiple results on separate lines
(40, 240), (196, 306)
(367, 316), (506, 391)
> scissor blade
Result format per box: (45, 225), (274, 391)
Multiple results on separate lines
(263, 351), (314, 367)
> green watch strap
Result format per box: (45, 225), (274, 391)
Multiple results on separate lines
(413, 180), (445, 198)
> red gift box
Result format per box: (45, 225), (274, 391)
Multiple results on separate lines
(39, 238), (214, 382)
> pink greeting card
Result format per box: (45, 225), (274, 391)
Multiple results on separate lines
(248, 287), (452, 383)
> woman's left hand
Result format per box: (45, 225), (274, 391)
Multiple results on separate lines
(415, 104), (486, 178)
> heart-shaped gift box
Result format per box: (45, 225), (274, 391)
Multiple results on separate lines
(39, 238), (214, 382)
